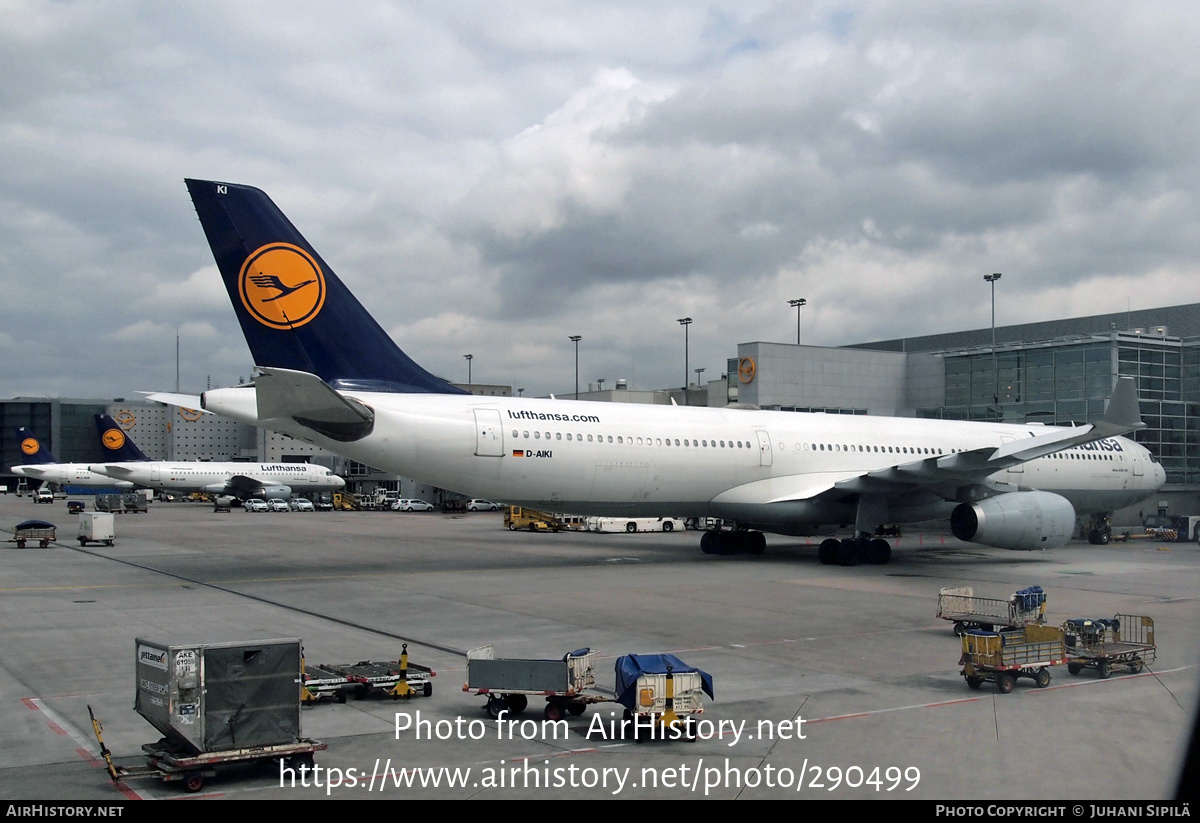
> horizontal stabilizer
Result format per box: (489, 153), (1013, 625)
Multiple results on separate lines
(255, 367), (375, 442)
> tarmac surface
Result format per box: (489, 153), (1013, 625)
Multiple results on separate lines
(0, 494), (1197, 801)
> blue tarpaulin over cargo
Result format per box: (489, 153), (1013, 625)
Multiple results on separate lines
(614, 654), (714, 711)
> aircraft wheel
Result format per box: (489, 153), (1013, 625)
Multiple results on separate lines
(700, 531), (716, 554)
(835, 539), (859, 566)
(867, 538), (892, 565)
(818, 538), (839, 565)
(1097, 529), (1111, 545)
(746, 531), (766, 554)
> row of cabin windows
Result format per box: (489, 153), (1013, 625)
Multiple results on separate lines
(513, 430), (752, 449)
(510, 429), (1124, 462)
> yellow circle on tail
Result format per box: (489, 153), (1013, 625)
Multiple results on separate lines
(238, 243), (326, 330)
(20, 437), (39, 456)
(102, 428), (126, 450)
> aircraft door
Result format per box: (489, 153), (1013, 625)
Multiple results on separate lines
(151, 464), (160, 483)
(473, 409), (504, 457)
(755, 430), (773, 467)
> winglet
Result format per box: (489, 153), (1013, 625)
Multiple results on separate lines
(1098, 376), (1144, 434)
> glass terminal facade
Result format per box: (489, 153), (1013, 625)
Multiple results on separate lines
(921, 333), (1200, 485)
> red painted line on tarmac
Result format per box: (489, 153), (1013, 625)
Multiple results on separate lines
(21, 697), (38, 710)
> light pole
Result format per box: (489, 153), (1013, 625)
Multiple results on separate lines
(788, 298), (807, 345)
(677, 317), (693, 390)
(984, 273), (1001, 417)
(463, 353), (473, 385)
(569, 335), (582, 399)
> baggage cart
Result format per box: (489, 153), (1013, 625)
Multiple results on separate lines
(88, 636), (322, 793)
(1062, 614), (1156, 678)
(89, 705), (325, 793)
(7, 519), (56, 548)
(937, 585), (1047, 635)
(959, 625), (1067, 694)
(303, 644), (435, 703)
(614, 653), (714, 742)
(464, 646), (606, 721)
(78, 512), (115, 547)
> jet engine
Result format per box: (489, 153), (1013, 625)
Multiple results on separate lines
(256, 485), (292, 500)
(950, 491), (1075, 551)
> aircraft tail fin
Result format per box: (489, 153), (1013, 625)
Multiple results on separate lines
(15, 428), (57, 464)
(94, 415), (150, 461)
(184, 179), (467, 395)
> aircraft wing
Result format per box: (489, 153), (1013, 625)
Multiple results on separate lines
(724, 377), (1145, 505)
(144, 392), (207, 412)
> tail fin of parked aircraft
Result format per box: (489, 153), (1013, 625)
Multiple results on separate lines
(184, 179), (466, 395)
(15, 428), (57, 464)
(94, 415), (150, 461)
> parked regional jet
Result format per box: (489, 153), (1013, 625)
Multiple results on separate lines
(10, 428), (134, 489)
(164, 179), (1166, 565)
(89, 413), (345, 500)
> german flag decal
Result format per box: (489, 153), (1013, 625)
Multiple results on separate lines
(512, 450), (526, 457)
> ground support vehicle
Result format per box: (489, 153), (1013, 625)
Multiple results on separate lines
(7, 519), (56, 548)
(94, 493), (123, 513)
(937, 585), (1048, 635)
(89, 705), (325, 794)
(464, 646), (606, 720)
(122, 492), (148, 514)
(503, 506), (565, 532)
(304, 644), (435, 702)
(90, 637), (322, 793)
(586, 516), (686, 533)
(77, 512), (115, 547)
(1062, 614), (1156, 678)
(959, 625), (1067, 694)
(613, 654), (714, 742)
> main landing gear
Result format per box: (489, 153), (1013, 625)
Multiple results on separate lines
(817, 536), (892, 566)
(699, 530), (766, 555)
(1086, 513), (1113, 545)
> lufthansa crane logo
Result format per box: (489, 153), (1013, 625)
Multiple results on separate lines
(238, 243), (326, 330)
(20, 437), (39, 456)
(101, 428), (126, 450)
(115, 411), (136, 429)
(738, 357), (756, 384)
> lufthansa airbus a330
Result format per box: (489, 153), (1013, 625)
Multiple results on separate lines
(154, 179), (1165, 565)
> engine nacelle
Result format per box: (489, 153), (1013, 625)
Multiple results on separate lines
(950, 491), (1075, 551)
(257, 485), (292, 500)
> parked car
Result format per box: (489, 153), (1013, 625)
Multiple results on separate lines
(466, 499), (502, 511)
(34, 488), (54, 504)
(244, 498), (268, 512)
(267, 498), (290, 512)
(289, 498), (315, 512)
(391, 499), (434, 512)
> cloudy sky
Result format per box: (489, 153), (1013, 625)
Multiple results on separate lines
(3, 1), (1199, 400)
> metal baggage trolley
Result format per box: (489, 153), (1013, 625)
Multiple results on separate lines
(1063, 615), (1156, 678)
(960, 625), (1067, 694)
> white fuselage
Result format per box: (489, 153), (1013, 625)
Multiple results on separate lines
(88, 461), (345, 494)
(11, 463), (134, 488)
(201, 387), (1165, 531)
